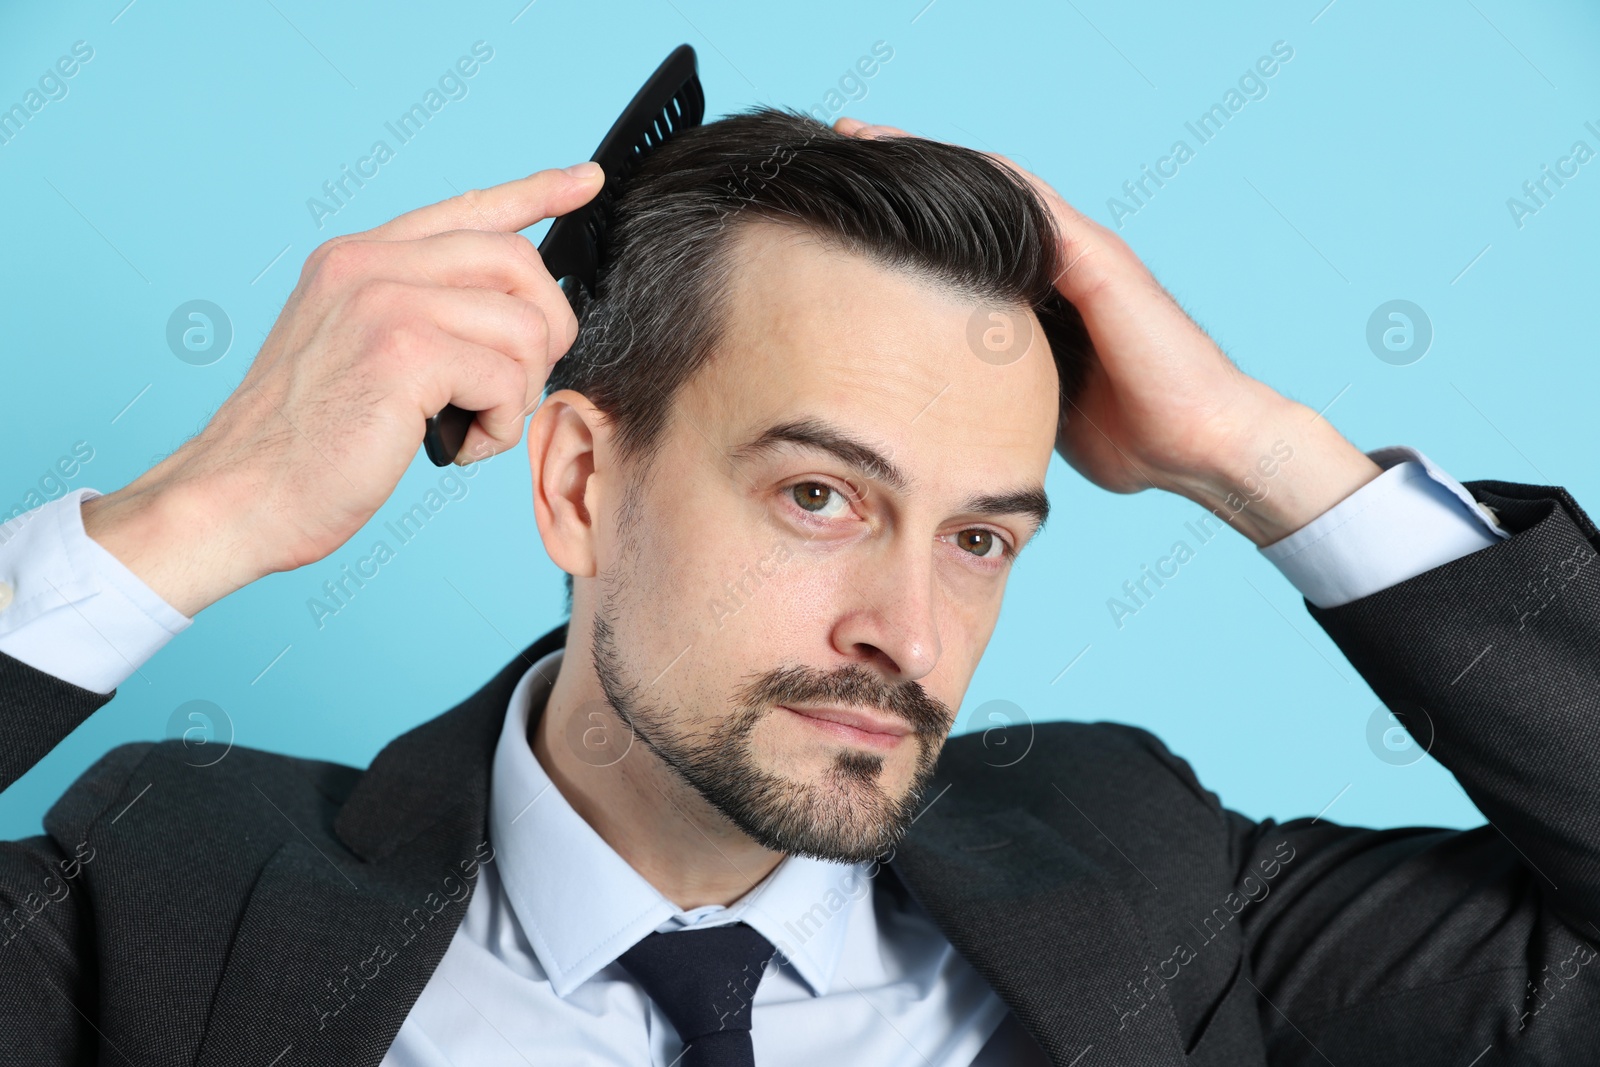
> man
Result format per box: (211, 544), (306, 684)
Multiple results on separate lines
(1, 107), (1596, 1066)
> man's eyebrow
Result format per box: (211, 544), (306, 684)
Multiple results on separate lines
(730, 417), (911, 491)
(962, 486), (1050, 538)
(728, 417), (1050, 537)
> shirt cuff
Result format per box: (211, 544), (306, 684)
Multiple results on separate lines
(0, 487), (192, 694)
(1259, 446), (1509, 609)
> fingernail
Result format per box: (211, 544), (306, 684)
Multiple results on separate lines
(564, 161), (602, 179)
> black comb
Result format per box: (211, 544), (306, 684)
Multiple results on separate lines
(422, 44), (705, 466)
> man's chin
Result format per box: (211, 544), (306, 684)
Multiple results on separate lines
(741, 817), (905, 865)
(714, 763), (918, 864)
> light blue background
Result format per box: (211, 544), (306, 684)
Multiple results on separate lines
(2, 0), (1596, 841)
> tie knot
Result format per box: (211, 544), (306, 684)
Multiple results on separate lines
(617, 922), (778, 1066)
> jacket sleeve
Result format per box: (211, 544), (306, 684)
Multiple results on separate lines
(1210, 478), (1600, 1065)
(0, 650), (117, 794)
(0, 654), (149, 1064)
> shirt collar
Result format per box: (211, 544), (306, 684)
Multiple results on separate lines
(489, 647), (867, 998)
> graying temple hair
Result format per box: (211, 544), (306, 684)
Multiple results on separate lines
(545, 105), (1093, 612)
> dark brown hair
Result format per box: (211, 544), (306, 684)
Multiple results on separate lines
(545, 105), (1092, 611)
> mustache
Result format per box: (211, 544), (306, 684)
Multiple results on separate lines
(737, 663), (952, 736)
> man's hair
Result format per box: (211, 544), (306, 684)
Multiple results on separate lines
(545, 105), (1093, 613)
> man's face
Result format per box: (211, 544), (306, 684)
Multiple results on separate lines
(587, 220), (1060, 864)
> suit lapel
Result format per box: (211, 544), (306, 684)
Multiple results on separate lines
(890, 803), (1188, 1066)
(194, 625), (568, 1067)
(192, 825), (482, 1066)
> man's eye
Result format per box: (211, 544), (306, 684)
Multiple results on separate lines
(952, 529), (1010, 561)
(790, 481), (851, 519)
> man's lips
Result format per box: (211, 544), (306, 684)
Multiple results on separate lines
(779, 704), (911, 751)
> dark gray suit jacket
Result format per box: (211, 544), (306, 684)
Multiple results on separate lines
(3, 477), (1599, 1066)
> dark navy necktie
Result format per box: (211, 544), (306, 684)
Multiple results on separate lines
(616, 921), (777, 1067)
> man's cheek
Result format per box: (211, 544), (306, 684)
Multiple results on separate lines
(702, 532), (801, 635)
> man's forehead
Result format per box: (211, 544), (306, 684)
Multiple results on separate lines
(687, 220), (1061, 465)
(720, 223), (965, 380)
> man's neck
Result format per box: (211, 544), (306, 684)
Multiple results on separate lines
(530, 641), (785, 910)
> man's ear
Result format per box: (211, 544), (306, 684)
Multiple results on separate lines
(527, 389), (608, 583)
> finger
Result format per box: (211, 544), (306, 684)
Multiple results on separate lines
(336, 230), (577, 355)
(408, 284), (561, 415)
(975, 149), (1111, 252)
(973, 152), (1125, 300)
(362, 162), (604, 244)
(846, 119), (914, 139)
(406, 324), (537, 461)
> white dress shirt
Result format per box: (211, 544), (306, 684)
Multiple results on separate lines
(0, 446), (1508, 1063)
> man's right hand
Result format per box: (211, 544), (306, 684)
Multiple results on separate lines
(81, 161), (605, 618)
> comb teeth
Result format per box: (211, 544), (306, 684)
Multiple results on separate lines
(597, 85), (702, 249)
(621, 99), (690, 180)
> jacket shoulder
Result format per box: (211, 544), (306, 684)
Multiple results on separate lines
(42, 737), (363, 849)
(41, 740), (157, 843)
(941, 717), (1225, 823)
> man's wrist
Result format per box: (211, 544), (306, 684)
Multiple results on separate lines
(81, 464), (268, 618)
(1168, 396), (1383, 548)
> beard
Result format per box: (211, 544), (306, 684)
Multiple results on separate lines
(588, 588), (954, 864)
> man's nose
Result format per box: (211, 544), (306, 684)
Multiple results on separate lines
(827, 538), (942, 683)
